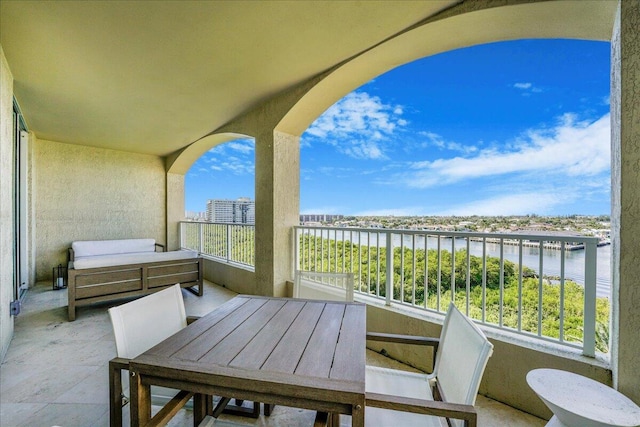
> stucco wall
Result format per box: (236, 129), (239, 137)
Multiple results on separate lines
(34, 140), (167, 280)
(0, 46), (15, 360)
(611, 0), (640, 404)
(166, 172), (184, 251)
(203, 259), (256, 295)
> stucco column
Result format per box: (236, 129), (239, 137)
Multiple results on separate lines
(611, 0), (640, 405)
(166, 172), (185, 251)
(254, 130), (300, 297)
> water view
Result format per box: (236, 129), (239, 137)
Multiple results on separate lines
(302, 229), (611, 298)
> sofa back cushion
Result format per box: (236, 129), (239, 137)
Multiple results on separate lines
(72, 238), (156, 258)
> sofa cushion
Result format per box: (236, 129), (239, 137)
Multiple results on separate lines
(72, 238), (156, 258)
(72, 250), (198, 270)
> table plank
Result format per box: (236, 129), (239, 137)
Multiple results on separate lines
(295, 302), (345, 378)
(147, 296), (250, 357)
(331, 304), (366, 381)
(261, 301), (325, 374)
(199, 298), (287, 365)
(230, 299), (306, 370)
(172, 297), (269, 360)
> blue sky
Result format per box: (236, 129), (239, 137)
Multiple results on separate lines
(186, 39), (611, 216)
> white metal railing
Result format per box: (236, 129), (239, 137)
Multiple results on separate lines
(294, 225), (606, 357)
(180, 221), (255, 268)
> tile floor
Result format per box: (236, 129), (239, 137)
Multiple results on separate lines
(0, 281), (546, 427)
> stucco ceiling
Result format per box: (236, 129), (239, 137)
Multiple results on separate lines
(0, 0), (459, 156)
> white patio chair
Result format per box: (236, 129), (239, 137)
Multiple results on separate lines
(364, 302), (494, 427)
(293, 270), (355, 302)
(108, 284), (258, 426)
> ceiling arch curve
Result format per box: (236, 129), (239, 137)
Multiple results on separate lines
(167, 132), (253, 175)
(277, 0), (616, 137)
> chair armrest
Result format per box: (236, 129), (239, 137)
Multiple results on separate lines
(186, 315), (201, 325)
(367, 332), (439, 372)
(109, 357), (130, 371)
(366, 392), (477, 427)
(367, 332), (439, 347)
(155, 243), (166, 252)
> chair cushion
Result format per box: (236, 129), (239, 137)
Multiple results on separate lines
(366, 366), (446, 427)
(72, 238), (156, 257)
(366, 366), (434, 400)
(72, 249), (198, 269)
(366, 406), (445, 427)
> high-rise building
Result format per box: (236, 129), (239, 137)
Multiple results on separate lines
(206, 198), (255, 224)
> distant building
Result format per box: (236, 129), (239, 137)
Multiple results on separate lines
(207, 198), (255, 224)
(184, 211), (207, 221)
(300, 214), (344, 224)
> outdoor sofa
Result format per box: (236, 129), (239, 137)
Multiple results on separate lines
(67, 238), (202, 320)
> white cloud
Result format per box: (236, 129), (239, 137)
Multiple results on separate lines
(400, 113), (610, 188)
(303, 91), (407, 160)
(514, 82), (543, 95)
(212, 157), (253, 175)
(201, 139), (255, 176)
(225, 141), (254, 154)
(417, 131), (479, 155)
(207, 138), (254, 155)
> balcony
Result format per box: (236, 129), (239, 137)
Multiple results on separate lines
(1, 2), (637, 424)
(0, 280), (545, 426)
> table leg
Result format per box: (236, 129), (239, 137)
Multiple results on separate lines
(193, 393), (207, 426)
(129, 371), (151, 427)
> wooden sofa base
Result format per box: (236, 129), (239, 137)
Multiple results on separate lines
(67, 257), (203, 321)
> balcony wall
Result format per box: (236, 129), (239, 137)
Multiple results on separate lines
(203, 257), (256, 295)
(33, 139), (168, 280)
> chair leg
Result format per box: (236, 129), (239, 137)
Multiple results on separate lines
(109, 358), (130, 427)
(314, 411), (329, 427)
(221, 399), (260, 418)
(264, 403), (275, 416)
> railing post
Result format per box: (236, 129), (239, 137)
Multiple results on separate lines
(198, 223), (203, 254)
(294, 227), (300, 273)
(226, 224), (232, 263)
(583, 238), (598, 357)
(385, 231), (392, 306)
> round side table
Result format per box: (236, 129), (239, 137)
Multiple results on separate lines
(526, 368), (640, 427)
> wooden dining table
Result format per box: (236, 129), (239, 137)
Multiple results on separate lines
(128, 295), (366, 426)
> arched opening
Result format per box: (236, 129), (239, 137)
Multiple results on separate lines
(297, 38), (612, 355)
(181, 137), (256, 269)
(185, 138), (256, 221)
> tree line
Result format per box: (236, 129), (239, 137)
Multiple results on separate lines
(299, 235), (609, 353)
